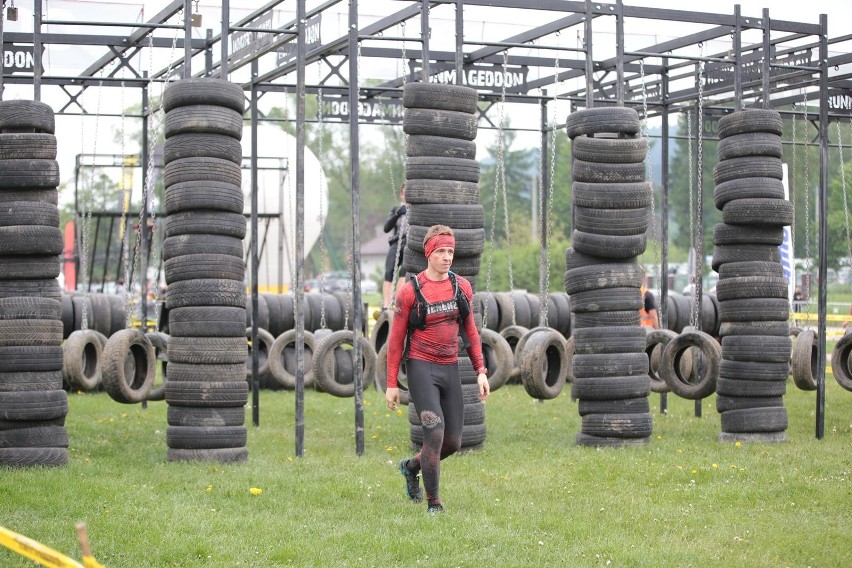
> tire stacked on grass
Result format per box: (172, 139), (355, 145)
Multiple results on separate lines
(563, 107), (653, 448)
(0, 100), (68, 467)
(712, 109), (791, 443)
(161, 78), (249, 463)
(400, 82), (486, 451)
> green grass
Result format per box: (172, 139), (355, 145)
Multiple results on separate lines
(2, 380), (851, 567)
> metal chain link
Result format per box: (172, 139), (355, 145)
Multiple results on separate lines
(790, 106), (797, 288)
(540, 37), (560, 328)
(640, 60), (661, 303)
(837, 121), (852, 269)
(497, 51), (516, 326)
(400, 21), (407, 84)
(802, 90), (813, 319)
(693, 47), (705, 327)
(79, 74), (105, 330)
(686, 107), (695, 307)
(316, 81), (328, 329)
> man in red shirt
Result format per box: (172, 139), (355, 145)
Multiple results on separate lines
(385, 224), (489, 513)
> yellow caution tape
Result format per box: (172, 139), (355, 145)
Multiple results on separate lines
(0, 525), (85, 568)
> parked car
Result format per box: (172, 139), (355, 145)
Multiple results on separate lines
(320, 271), (351, 293)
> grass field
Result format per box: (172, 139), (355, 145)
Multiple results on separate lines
(1, 378), (850, 567)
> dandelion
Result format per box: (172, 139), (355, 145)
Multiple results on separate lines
(691, 469), (697, 475)
(712, 463), (719, 469)
(730, 464), (737, 469)
(249, 487), (263, 496)
(371, 434), (378, 440)
(734, 441), (742, 448)
(206, 485), (213, 492)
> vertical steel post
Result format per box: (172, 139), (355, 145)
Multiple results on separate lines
(184, 0), (192, 78)
(733, 4), (742, 112)
(659, 57), (669, 415)
(761, 8), (770, 109)
(539, 94), (549, 327)
(421, 0), (430, 81)
(251, 59), (260, 427)
(0, 3), (5, 99)
(349, 0), (365, 456)
(221, 0), (230, 77)
(615, 0), (624, 107)
(295, 0), (307, 457)
(816, 13), (828, 439)
(205, 28), (213, 75)
(455, 0), (463, 83)
(584, 0), (593, 109)
(33, 0), (42, 100)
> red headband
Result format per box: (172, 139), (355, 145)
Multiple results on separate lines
(424, 234), (455, 259)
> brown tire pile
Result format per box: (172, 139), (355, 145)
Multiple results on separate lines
(563, 107), (653, 447)
(161, 78), (249, 462)
(712, 109), (792, 442)
(0, 100), (68, 467)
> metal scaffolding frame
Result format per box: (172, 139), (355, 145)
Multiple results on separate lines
(2, 0), (848, 447)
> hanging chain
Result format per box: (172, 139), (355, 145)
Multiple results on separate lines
(79, 74), (105, 329)
(640, 59), (661, 303)
(498, 51), (516, 325)
(692, 46), (705, 327)
(539, 34), (561, 328)
(802, 90), (813, 318)
(316, 80), (328, 329)
(116, 79), (133, 327)
(400, 21), (407, 84)
(837, 121), (852, 269)
(790, 105), (798, 290)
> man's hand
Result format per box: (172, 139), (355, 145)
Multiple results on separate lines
(477, 373), (490, 400)
(386, 387), (400, 411)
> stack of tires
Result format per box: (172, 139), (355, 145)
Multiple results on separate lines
(400, 81), (486, 451)
(60, 292), (126, 339)
(563, 107), (653, 447)
(0, 100), (68, 467)
(161, 78), (249, 463)
(712, 109), (792, 442)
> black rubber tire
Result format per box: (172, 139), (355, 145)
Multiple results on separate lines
(165, 180), (244, 214)
(164, 133), (243, 165)
(0, 425), (68, 448)
(573, 352), (648, 379)
(573, 160), (646, 184)
(572, 181), (652, 209)
(403, 82), (478, 113)
(0, 133), (57, 160)
(711, 244), (781, 272)
(162, 234), (243, 261)
(62, 329), (103, 391)
(406, 225), (484, 257)
(0, 297), (61, 321)
(572, 135), (647, 163)
(374, 343), (411, 405)
(720, 407), (787, 433)
(164, 210), (246, 239)
(0, 279), (60, 302)
(101, 328), (155, 404)
(403, 108), (478, 141)
(574, 205), (648, 236)
(406, 156), (480, 183)
(164, 105), (244, 139)
(721, 334), (790, 363)
(0, 226), (63, 256)
(575, 432), (649, 448)
(267, 329), (317, 389)
(715, 377), (786, 397)
(0, 370), (63, 392)
(246, 326), (275, 380)
(0, 188), (59, 205)
(581, 412), (652, 439)
(167, 405), (245, 427)
(409, 401), (485, 427)
(718, 260), (784, 279)
(89, 294), (113, 337)
(716, 394), (784, 413)
(791, 329), (818, 391)
(406, 135), (476, 159)
(566, 107), (640, 139)
(578, 396), (649, 416)
(717, 109), (783, 139)
(572, 310), (641, 329)
(167, 447), (248, 463)
(0, 345), (63, 372)
(403, 179), (480, 205)
(0, 390), (68, 421)
(0, 200), (59, 227)
(713, 156), (783, 185)
(719, 359), (789, 381)
(659, 329), (720, 399)
(70, 295), (94, 332)
(563, 262), (644, 295)
(166, 362), (245, 383)
(645, 328), (676, 393)
(165, 380), (248, 407)
(717, 132), (783, 160)
(0, 159), (59, 188)
(0, 100), (55, 134)
(400, 249), (480, 276)
(313, 330), (376, 398)
(713, 222), (783, 246)
(714, 177), (785, 209)
(410, 423), (486, 448)
(830, 332), (852, 392)
(518, 329), (568, 400)
(571, 374), (651, 400)
(564, 247), (637, 271)
(0, 318), (62, 346)
(168, 336), (246, 365)
(0, 447), (67, 467)
(715, 275), (789, 301)
(407, 203), (484, 230)
(718, 297), (789, 323)
(718, 320), (790, 337)
(722, 198), (793, 227)
(165, 253), (245, 284)
(169, 306), (247, 338)
(571, 230), (647, 259)
(479, 328), (513, 392)
(573, 326), (646, 355)
(166, 279), (247, 309)
(245, 295), (270, 333)
(167, 425), (247, 449)
(163, 157), (242, 188)
(162, 78), (246, 113)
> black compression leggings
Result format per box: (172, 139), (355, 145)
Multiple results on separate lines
(406, 359), (463, 506)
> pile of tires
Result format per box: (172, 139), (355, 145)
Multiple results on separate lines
(0, 100), (68, 467)
(661, 290), (720, 337)
(161, 78), (249, 463)
(60, 292), (125, 339)
(563, 107), (653, 447)
(712, 109), (792, 442)
(400, 81), (486, 451)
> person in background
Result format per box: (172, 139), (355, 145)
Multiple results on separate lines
(382, 184), (407, 312)
(640, 285), (660, 329)
(793, 286), (804, 326)
(385, 224), (490, 514)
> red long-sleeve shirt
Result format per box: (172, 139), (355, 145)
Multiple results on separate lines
(386, 271), (486, 388)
